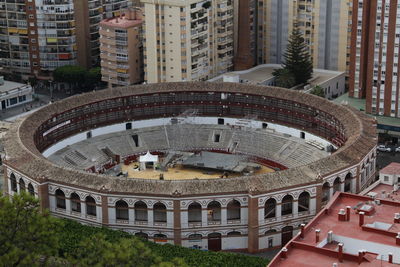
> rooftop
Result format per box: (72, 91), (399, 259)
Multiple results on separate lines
(334, 93), (400, 128)
(269, 192), (400, 266)
(380, 162), (400, 175)
(0, 79), (31, 94)
(100, 15), (142, 29)
(208, 64), (344, 87)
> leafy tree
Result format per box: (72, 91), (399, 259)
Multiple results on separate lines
(67, 233), (186, 267)
(84, 67), (102, 91)
(310, 85), (325, 98)
(53, 65), (87, 91)
(273, 24), (313, 87)
(0, 192), (60, 266)
(273, 68), (296, 88)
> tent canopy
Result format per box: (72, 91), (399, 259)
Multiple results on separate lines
(139, 151), (158, 163)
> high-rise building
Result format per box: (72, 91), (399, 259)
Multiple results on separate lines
(100, 8), (143, 87)
(257, 0), (352, 72)
(0, 0), (128, 80)
(349, 0), (400, 118)
(141, 0), (235, 83)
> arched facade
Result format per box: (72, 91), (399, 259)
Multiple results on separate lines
(2, 82), (377, 253)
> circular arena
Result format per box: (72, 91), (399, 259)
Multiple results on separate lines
(3, 82), (377, 253)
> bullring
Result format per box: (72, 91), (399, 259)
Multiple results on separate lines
(3, 82), (377, 252)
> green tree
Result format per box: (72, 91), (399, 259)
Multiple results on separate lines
(0, 192), (60, 266)
(84, 67), (102, 91)
(310, 85), (325, 98)
(273, 68), (296, 88)
(273, 24), (313, 86)
(67, 233), (187, 267)
(53, 65), (87, 91)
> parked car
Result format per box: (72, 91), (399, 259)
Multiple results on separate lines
(377, 145), (392, 152)
(395, 147), (400, 153)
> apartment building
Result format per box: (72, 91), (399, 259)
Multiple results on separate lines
(233, 0), (257, 71)
(349, 0), (400, 118)
(100, 8), (143, 87)
(141, 0), (235, 83)
(257, 0), (352, 72)
(0, 0), (128, 80)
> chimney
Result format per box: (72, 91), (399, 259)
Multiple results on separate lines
(338, 243), (343, 262)
(359, 212), (365, 227)
(395, 213), (400, 223)
(315, 229), (320, 243)
(396, 233), (400, 245)
(338, 209), (346, 221)
(389, 253), (393, 263)
(327, 231), (333, 243)
(358, 250), (365, 264)
(346, 206), (351, 221)
(281, 247), (288, 259)
(300, 223), (305, 238)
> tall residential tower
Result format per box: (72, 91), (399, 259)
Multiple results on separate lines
(141, 0), (235, 83)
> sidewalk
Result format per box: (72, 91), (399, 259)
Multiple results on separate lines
(0, 94), (50, 121)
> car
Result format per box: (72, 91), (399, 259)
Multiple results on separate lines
(377, 145), (392, 152)
(396, 147), (400, 153)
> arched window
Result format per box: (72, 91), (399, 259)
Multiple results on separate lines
(227, 199), (241, 221)
(298, 192), (310, 212)
(135, 232), (148, 240)
(115, 200), (129, 221)
(265, 229), (277, 235)
(10, 173), (17, 192)
(227, 231), (241, 236)
(153, 202), (166, 223)
(70, 193), (81, 213)
(344, 173), (352, 192)
(188, 234), (202, 241)
(207, 201), (221, 223)
(86, 196), (96, 216)
(188, 202), (202, 223)
(19, 178), (25, 192)
(135, 201), (148, 222)
(333, 177), (341, 193)
(322, 182), (330, 203)
(281, 195), (293, 216)
(55, 189), (66, 209)
(28, 183), (34, 196)
(264, 198), (277, 219)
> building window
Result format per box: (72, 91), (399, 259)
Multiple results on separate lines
(384, 176), (389, 182)
(86, 196), (97, 216)
(55, 189), (66, 210)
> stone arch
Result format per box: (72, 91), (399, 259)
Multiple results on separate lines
(19, 178), (25, 192)
(298, 191), (310, 212)
(344, 172), (353, 192)
(227, 199), (241, 221)
(333, 177), (341, 193)
(85, 195), (97, 216)
(28, 183), (35, 196)
(115, 200), (129, 221)
(188, 202), (202, 223)
(322, 182), (330, 203)
(207, 200), (221, 223)
(10, 173), (17, 192)
(70, 192), (81, 212)
(153, 202), (167, 223)
(55, 189), (66, 210)
(281, 195), (293, 216)
(134, 200), (148, 222)
(264, 198), (277, 219)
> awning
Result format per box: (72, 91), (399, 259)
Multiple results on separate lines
(139, 151), (158, 162)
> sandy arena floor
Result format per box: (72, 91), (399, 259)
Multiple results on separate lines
(120, 162), (274, 180)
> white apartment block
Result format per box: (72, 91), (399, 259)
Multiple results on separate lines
(141, 0), (234, 83)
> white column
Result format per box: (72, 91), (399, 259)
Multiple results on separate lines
(240, 207), (247, 224)
(167, 210), (173, 228)
(7, 178), (12, 195)
(340, 182), (345, 192)
(148, 209), (154, 227)
(96, 206), (102, 223)
(221, 208), (227, 225)
(201, 209), (208, 227)
(276, 204), (282, 221)
(16, 181), (20, 193)
(293, 201), (298, 218)
(129, 208), (135, 224)
(81, 202), (87, 218)
(66, 198), (71, 214)
(329, 187), (334, 198)
(310, 198), (316, 215)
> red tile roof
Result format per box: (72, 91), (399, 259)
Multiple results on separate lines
(380, 162), (400, 175)
(269, 192), (400, 266)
